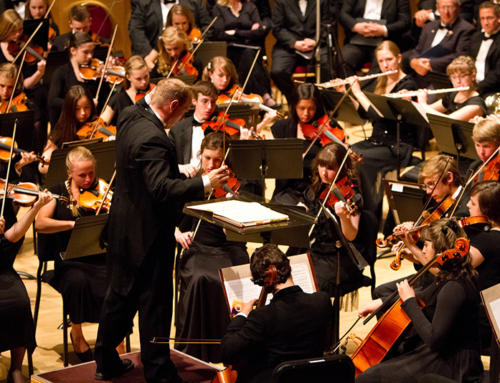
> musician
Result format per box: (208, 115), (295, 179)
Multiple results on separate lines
(202, 56), (239, 98)
(51, 4), (109, 52)
(402, 0), (474, 84)
(339, 0), (411, 76)
(0, 190), (52, 383)
(415, 56), (487, 121)
(101, 55), (152, 127)
(357, 219), (483, 383)
(220, 244), (332, 383)
(467, 2), (500, 98)
(175, 131), (249, 363)
(40, 85), (97, 174)
(35, 146), (125, 363)
(471, 117), (500, 181)
(24, 0), (59, 37)
(129, 0), (211, 59)
(211, 0), (277, 107)
(333, 40), (418, 221)
(48, 32), (110, 129)
(94, 79), (230, 382)
(166, 4), (202, 42)
(147, 26), (203, 81)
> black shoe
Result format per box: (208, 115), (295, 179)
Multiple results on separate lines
(70, 333), (94, 362)
(95, 359), (134, 381)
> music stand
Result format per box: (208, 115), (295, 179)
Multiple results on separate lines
(383, 179), (426, 225)
(43, 51), (69, 85)
(215, 103), (260, 128)
(44, 141), (115, 189)
(427, 114), (479, 168)
(320, 90), (365, 126)
(229, 139), (304, 198)
(0, 111), (35, 151)
(60, 214), (108, 260)
(23, 19), (49, 49)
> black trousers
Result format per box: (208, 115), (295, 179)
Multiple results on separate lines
(95, 238), (180, 383)
(341, 43), (380, 77)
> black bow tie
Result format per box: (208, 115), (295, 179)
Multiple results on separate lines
(163, 0), (176, 4)
(439, 24), (451, 30)
(483, 33), (494, 41)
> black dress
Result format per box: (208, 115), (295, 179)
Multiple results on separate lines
(441, 91), (487, 116)
(175, 216), (249, 363)
(352, 75), (419, 221)
(356, 278), (483, 383)
(107, 90), (134, 127)
(212, 3), (272, 97)
(0, 201), (36, 353)
(48, 182), (107, 324)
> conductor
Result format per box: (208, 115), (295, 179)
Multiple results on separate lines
(94, 79), (230, 382)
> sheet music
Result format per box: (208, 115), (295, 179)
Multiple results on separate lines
(490, 298), (500, 329)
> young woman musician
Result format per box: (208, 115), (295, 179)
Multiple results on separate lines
(357, 219), (483, 383)
(147, 26), (203, 81)
(333, 40), (418, 221)
(25, 0), (60, 39)
(35, 146), (125, 363)
(101, 55), (152, 127)
(40, 85), (96, 174)
(48, 31), (110, 129)
(416, 56), (486, 121)
(1, 190), (52, 383)
(202, 56), (238, 99)
(166, 4), (202, 42)
(174, 131), (249, 363)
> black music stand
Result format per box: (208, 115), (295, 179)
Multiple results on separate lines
(43, 51), (69, 85)
(60, 214), (108, 260)
(383, 179), (426, 225)
(23, 19), (49, 49)
(321, 90), (365, 127)
(229, 139), (303, 198)
(215, 103), (260, 128)
(44, 141), (115, 189)
(0, 111), (35, 151)
(427, 114), (479, 168)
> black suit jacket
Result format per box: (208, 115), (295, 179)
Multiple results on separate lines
(272, 0), (332, 51)
(339, 0), (411, 46)
(409, 17), (475, 74)
(107, 101), (204, 295)
(128, 0), (212, 57)
(468, 31), (500, 97)
(220, 286), (331, 383)
(169, 115), (196, 165)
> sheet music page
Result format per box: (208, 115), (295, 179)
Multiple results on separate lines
(490, 298), (500, 329)
(411, 101), (430, 122)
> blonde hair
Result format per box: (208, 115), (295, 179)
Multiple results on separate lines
(418, 154), (462, 188)
(473, 118), (500, 144)
(374, 41), (402, 95)
(157, 26), (191, 76)
(66, 146), (96, 173)
(123, 55), (148, 90)
(446, 56), (477, 90)
(217, 0), (230, 5)
(150, 78), (192, 108)
(201, 56), (238, 88)
(0, 10), (22, 42)
(0, 63), (23, 95)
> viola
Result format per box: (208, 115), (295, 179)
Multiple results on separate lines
(202, 112), (245, 136)
(213, 168), (241, 198)
(320, 176), (358, 217)
(79, 58), (125, 84)
(351, 238), (470, 377)
(0, 178), (68, 206)
(302, 115), (346, 147)
(0, 136), (48, 166)
(135, 83), (156, 102)
(171, 52), (199, 78)
(189, 27), (202, 43)
(456, 215), (491, 234)
(77, 117), (117, 141)
(476, 154), (500, 182)
(0, 93), (29, 114)
(7, 35), (45, 63)
(48, 25), (56, 41)
(79, 178), (113, 213)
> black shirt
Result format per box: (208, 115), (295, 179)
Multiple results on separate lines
(441, 91), (487, 116)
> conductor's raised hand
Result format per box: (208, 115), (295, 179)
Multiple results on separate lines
(208, 165), (230, 189)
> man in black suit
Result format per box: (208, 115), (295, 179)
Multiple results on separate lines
(270, 0), (333, 104)
(339, 0), (411, 76)
(468, 2), (500, 98)
(403, 0), (474, 81)
(94, 79), (229, 382)
(220, 244), (332, 383)
(129, 0), (211, 61)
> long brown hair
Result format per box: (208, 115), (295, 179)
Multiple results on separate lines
(165, 4), (196, 35)
(0, 9), (22, 42)
(374, 41), (402, 95)
(201, 56), (238, 90)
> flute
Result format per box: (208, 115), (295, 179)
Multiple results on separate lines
(383, 86), (469, 98)
(315, 70), (398, 89)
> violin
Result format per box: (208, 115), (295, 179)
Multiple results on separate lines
(77, 117), (117, 141)
(7, 35), (45, 63)
(171, 52), (199, 78)
(476, 154), (500, 182)
(213, 168), (241, 198)
(302, 115), (346, 147)
(0, 136), (48, 166)
(0, 93), (28, 114)
(79, 178), (113, 213)
(189, 27), (202, 43)
(202, 112), (246, 136)
(79, 58), (125, 84)
(135, 83), (156, 102)
(0, 178), (68, 206)
(456, 215), (491, 234)
(320, 176), (358, 217)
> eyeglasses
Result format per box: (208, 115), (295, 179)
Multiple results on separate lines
(449, 73), (471, 81)
(438, 5), (457, 12)
(424, 181), (438, 190)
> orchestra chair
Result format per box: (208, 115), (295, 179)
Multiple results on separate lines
(271, 354), (355, 383)
(352, 210), (378, 294)
(195, 41), (227, 68)
(32, 233), (130, 367)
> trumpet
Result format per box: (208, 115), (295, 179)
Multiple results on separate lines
(383, 86), (469, 98)
(315, 70), (398, 89)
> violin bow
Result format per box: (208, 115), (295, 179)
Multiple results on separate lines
(3, 51), (26, 114)
(0, 119), (18, 219)
(89, 78), (119, 139)
(94, 0), (120, 40)
(167, 39), (205, 78)
(95, 25), (118, 104)
(95, 169), (116, 215)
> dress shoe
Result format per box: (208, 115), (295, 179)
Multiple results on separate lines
(95, 358), (134, 381)
(70, 333), (94, 362)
